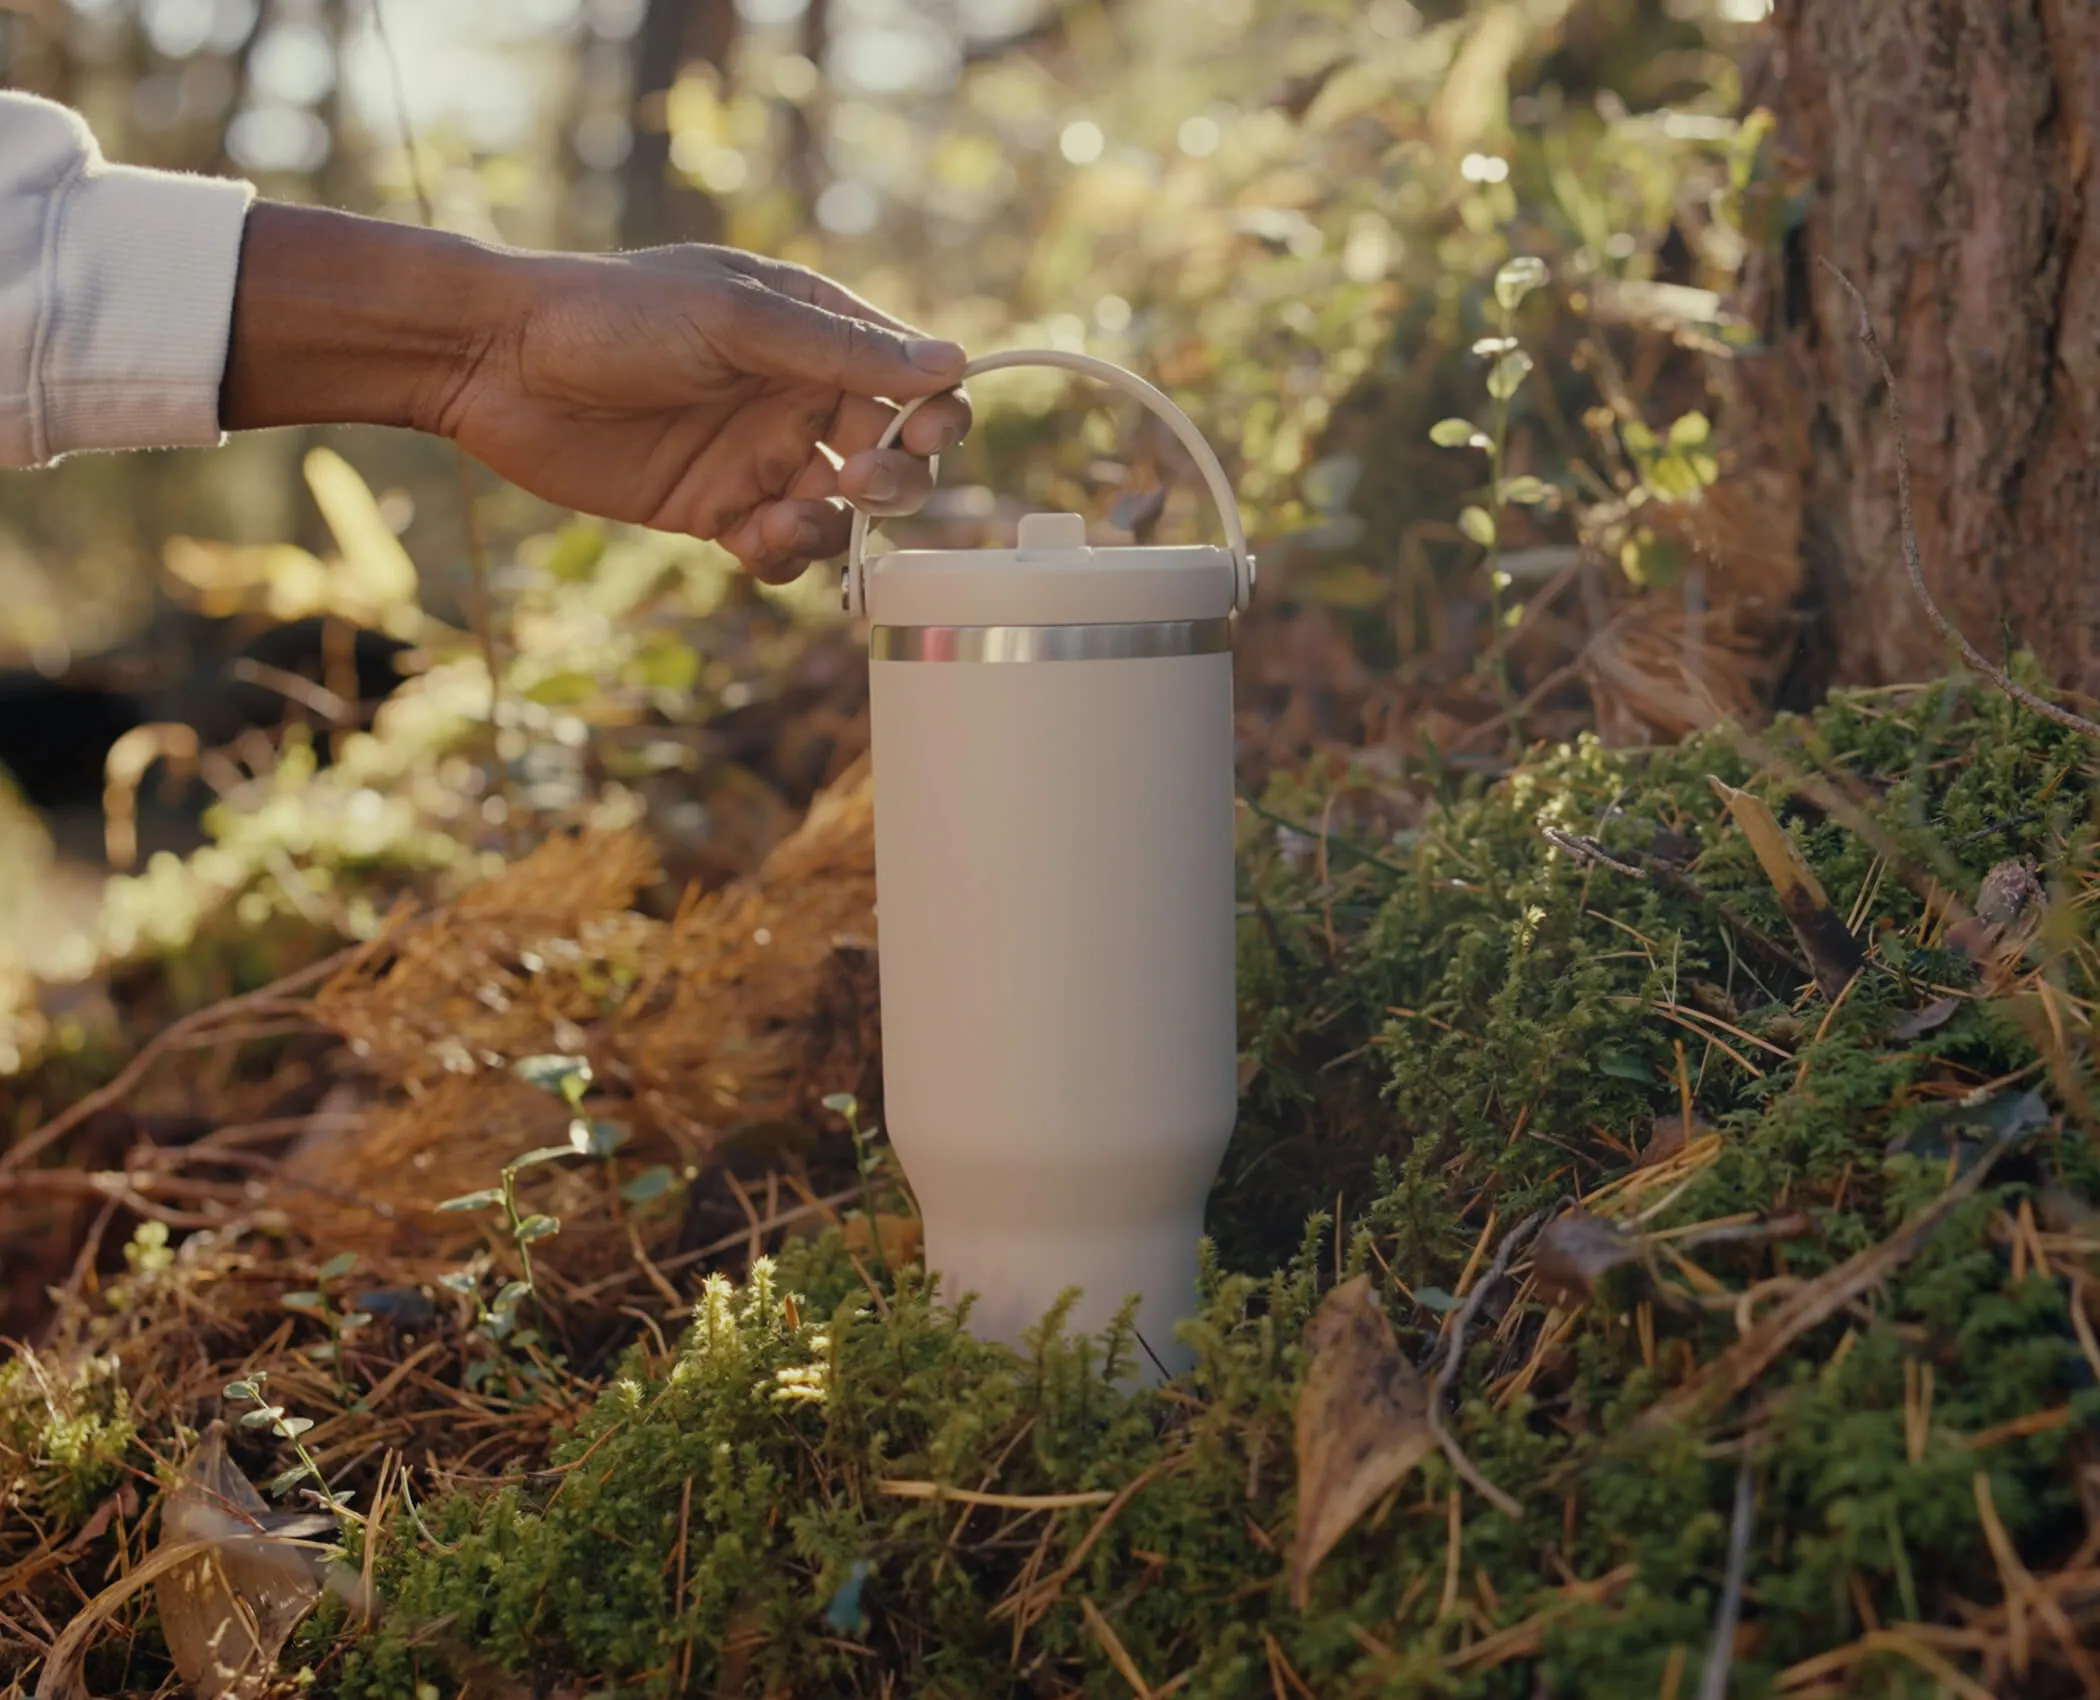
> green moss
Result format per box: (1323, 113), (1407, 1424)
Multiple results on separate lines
(0, 1349), (138, 1527)
(323, 679), (2100, 1697)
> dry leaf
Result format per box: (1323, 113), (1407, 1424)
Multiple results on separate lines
(1641, 1112), (1717, 1168)
(1532, 1209), (1640, 1307)
(36, 1428), (335, 1700)
(154, 1422), (329, 1700)
(1890, 997), (1961, 1041)
(1289, 1275), (1435, 1609)
(1707, 776), (1865, 999)
(842, 1211), (923, 1268)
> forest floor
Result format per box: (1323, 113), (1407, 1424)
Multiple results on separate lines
(5, 651), (2100, 1698)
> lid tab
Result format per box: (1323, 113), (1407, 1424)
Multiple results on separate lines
(1015, 512), (1088, 558)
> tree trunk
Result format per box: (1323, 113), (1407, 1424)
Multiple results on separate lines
(1737, 0), (2100, 699)
(622, 0), (737, 250)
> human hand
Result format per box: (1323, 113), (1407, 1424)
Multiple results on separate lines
(222, 205), (971, 582)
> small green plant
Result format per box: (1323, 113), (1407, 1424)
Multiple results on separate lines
(1429, 254), (1554, 706)
(222, 1372), (352, 1515)
(121, 1218), (175, 1278)
(436, 1053), (613, 1299)
(821, 1091), (901, 1279)
(281, 1250), (370, 1367)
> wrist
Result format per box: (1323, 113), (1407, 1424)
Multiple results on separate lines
(219, 202), (519, 436)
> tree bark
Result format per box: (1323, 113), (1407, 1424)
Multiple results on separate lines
(622, 0), (737, 250)
(1737, 0), (2100, 698)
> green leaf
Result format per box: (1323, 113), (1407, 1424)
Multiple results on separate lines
(509, 1328), (542, 1351)
(515, 1054), (592, 1096)
(1413, 1286), (1463, 1314)
(269, 1465), (309, 1496)
(510, 1144), (583, 1173)
(1667, 411), (1712, 450)
(523, 670), (598, 707)
(1598, 1053), (1653, 1082)
(1499, 475), (1552, 505)
(821, 1093), (858, 1118)
(1457, 507), (1497, 548)
(1493, 255), (1549, 310)
(1620, 419), (1658, 455)
(515, 1214), (562, 1244)
(337, 1313), (373, 1333)
(1643, 455), (1705, 503)
(631, 638), (701, 693)
(494, 1280), (534, 1314)
(571, 1118), (631, 1157)
(436, 1270), (478, 1295)
(241, 1406), (287, 1430)
(276, 1416), (315, 1439)
(436, 1189), (504, 1213)
(1470, 336), (1518, 357)
(280, 1291), (325, 1313)
(1486, 349), (1534, 401)
(222, 1380), (258, 1403)
(1429, 417), (1478, 448)
(316, 1251), (359, 1283)
(620, 1165), (678, 1205)
(541, 519), (607, 583)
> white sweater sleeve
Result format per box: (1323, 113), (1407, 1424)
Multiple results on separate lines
(0, 92), (255, 468)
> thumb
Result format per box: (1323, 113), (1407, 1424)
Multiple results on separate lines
(724, 284), (966, 399)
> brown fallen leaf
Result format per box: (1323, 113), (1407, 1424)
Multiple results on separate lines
(36, 1426), (336, 1700)
(1707, 777), (1866, 1000)
(154, 1421), (331, 1700)
(842, 1211), (922, 1269)
(1641, 1112), (1719, 1168)
(1532, 1209), (1640, 1307)
(1289, 1275), (1435, 1610)
(1890, 996), (1961, 1041)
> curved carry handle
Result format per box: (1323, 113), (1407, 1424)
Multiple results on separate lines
(844, 348), (1256, 619)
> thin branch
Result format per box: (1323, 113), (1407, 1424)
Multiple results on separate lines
(1819, 259), (2100, 742)
(1697, 1456), (1756, 1700)
(0, 943), (367, 1176)
(1424, 1210), (1544, 1518)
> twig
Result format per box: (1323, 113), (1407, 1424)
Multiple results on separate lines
(1424, 1210), (1543, 1517)
(1543, 826), (1814, 985)
(1819, 259), (2100, 742)
(1697, 1456), (1755, 1700)
(1, 942), (367, 1176)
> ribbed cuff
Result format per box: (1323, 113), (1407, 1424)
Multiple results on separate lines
(38, 160), (254, 459)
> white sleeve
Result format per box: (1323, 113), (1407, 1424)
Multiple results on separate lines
(0, 92), (255, 468)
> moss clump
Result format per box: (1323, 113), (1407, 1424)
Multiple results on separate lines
(0, 1348), (138, 1527)
(324, 679), (2100, 1698)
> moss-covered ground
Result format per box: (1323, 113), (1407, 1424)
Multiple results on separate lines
(11, 675), (2100, 1697)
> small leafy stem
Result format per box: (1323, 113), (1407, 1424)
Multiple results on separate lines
(1431, 254), (1551, 736)
(823, 1092), (892, 1283)
(222, 1373), (351, 1517)
(437, 1053), (619, 1306)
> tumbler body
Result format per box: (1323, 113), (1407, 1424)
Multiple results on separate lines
(867, 534), (1239, 1378)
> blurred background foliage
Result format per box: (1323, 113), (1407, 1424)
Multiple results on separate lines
(0, 0), (1783, 1072)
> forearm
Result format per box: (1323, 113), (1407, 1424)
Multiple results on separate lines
(219, 202), (512, 436)
(0, 91), (252, 468)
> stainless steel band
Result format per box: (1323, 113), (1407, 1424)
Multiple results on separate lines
(868, 617), (1234, 664)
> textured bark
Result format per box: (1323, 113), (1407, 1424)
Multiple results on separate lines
(1738, 0), (2100, 696)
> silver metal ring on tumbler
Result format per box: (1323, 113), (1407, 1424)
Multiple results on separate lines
(868, 618), (1234, 663)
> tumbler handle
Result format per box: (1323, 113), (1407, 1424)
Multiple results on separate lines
(843, 348), (1256, 618)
